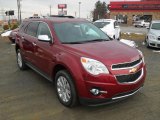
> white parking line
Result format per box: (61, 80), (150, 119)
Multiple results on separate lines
(153, 50), (160, 53)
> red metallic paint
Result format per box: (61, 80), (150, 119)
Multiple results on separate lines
(16, 18), (146, 104)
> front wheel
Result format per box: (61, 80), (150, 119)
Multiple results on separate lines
(145, 38), (150, 48)
(55, 70), (78, 107)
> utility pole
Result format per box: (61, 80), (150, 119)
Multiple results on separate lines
(17, 0), (19, 21)
(79, 2), (81, 18)
(50, 5), (52, 16)
(17, 0), (22, 23)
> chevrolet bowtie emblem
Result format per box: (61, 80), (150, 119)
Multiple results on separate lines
(129, 67), (138, 73)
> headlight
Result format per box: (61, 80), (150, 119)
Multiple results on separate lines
(81, 57), (109, 75)
(138, 50), (145, 63)
(148, 34), (157, 40)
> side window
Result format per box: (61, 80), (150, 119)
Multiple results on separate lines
(37, 22), (52, 40)
(25, 22), (39, 37)
(19, 21), (27, 33)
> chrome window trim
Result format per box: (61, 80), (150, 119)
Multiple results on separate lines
(24, 21), (54, 43)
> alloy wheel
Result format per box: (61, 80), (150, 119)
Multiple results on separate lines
(56, 76), (71, 103)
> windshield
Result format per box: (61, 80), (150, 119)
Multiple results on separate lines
(94, 22), (110, 28)
(151, 23), (160, 30)
(53, 22), (110, 44)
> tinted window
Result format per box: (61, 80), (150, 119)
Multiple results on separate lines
(37, 22), (52, 39)
(19, 21), (27, 32)
(54, 22), (110, 44)
(26, 22), (39, 37)
(94, 22), (110, 28)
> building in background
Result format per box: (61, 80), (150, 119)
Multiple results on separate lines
(109, 0), (160, 25)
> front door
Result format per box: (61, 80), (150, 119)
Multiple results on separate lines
(34, 22), (55, 76)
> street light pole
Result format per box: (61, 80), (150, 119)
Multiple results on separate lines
(50, 5), (52, 16)
(17, 0), (20, 21)
(17, 0), (22, 23)
(79, 2), (81, 18)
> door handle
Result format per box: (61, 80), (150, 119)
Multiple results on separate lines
(32, 42), (37, 46)
(22, 36), (24, 40)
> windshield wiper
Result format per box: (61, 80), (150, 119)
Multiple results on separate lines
(62, 39), (110, 44)
(62, 41), (84, 44)
(84, 39), (109, 43)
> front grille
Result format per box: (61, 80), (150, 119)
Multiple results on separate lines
(157, 44), (160, 47)
(116, 70), (142, 83)
(150, 43), (155, 46)
(112, 58), (142, 69)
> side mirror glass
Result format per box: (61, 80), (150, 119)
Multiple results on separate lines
(38, 35), (51, 42)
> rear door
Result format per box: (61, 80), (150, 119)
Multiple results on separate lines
(22, 22), (39, 64)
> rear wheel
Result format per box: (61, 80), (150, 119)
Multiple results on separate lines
(55, 70), (78, 107)
(16, 49), (28, 70)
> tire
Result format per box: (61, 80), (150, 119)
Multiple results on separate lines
(55, 70), (78, 107)
(16, 49), (28, 70)
(113, 35), (115, 40)
(145, 38), (150, 48)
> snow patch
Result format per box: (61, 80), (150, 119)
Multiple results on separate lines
(120, 39), (138, 48)
(135, 33), (144, 35)
(153, 50), (160, 53)
(1, 30), (12, 37)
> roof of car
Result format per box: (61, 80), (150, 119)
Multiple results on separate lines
(151, 20), (160, 23)
(23, 17), (88, 23)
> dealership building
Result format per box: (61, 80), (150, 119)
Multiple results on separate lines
(109, 0), (160, 25)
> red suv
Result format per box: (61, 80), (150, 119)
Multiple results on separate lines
(15, 18), (146, 107)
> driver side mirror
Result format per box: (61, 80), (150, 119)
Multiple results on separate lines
(38, 35), (51, 42)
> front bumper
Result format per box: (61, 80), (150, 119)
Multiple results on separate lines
(148, 39), (160, 48)
(80, 86), (143, 106)
(77, 64), (146, 106)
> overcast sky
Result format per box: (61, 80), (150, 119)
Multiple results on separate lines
(0, 0), (141, 19)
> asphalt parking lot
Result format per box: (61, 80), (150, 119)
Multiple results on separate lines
(0, 28), (160, 120)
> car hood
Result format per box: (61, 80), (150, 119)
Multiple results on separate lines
(149, 29), (160, 36)
(64, 40), (140, 67)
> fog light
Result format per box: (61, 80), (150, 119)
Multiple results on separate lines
(90, 88), (100, 96)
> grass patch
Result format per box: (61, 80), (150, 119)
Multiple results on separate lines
(121, 32), (146, 41)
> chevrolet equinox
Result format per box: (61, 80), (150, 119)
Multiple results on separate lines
(15, 18), (146, 107)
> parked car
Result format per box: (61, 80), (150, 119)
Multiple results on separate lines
(134, 20), (150, 28)
(93, 19), (121, 40)
(145, 20), (160, 48)
(15, 18), (146, 107)
(8, 28), (19, 43)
